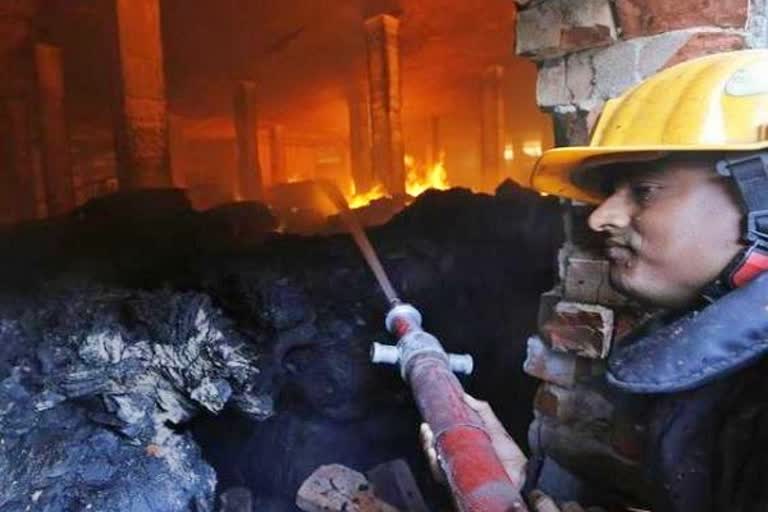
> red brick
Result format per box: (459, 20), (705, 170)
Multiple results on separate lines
(665, 32), (747, 68)
(296, 464), (398, 512)
(524, 335), (606, 387)
(616, 0), (749, 39)
(533, 383), (615, 429)
(560, 25), (612, 50)
(541, 301), (614, 359)
(562, 254), (627, 306)
(517, 0), (617, 60)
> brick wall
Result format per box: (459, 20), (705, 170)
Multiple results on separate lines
(515, 0), (767, 503)
(518, 0), (766, 144)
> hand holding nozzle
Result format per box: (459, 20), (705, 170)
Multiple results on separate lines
(370, 303), (474, 377)
(370, 302), (528, 512)
(420, 394), (528, 490)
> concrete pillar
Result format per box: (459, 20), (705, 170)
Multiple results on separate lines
(347, 81), (374, 193)
(233, 80), (263, 200)
(167, 113), (187, 188)
(3, 97), (38, 220)
(364, 14), (405, 197)
(269, 124), (287, 186)
(481, 65), (505, 192)
(35, 43), (75, 216)
(108, 0), (172, 190)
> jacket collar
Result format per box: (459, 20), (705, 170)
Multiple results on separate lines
(607, 272), (768, 394)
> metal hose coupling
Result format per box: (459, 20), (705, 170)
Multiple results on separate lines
(370, 303), (474, 379)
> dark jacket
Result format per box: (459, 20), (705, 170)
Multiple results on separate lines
(607, 272), (768, 512)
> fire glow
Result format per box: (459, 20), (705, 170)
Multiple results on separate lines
(347, 184), (386, 209)
(345, 154), (451, 209)
(405, 153), (450, 197)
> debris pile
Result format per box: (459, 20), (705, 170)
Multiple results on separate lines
(0, 184), (562, 511)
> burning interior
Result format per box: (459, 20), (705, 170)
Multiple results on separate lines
(0, 2), (560, 509)
(1, 0), (761, 511)
(0, 0), (554, 229)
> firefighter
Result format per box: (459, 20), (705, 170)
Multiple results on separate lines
(425, 50), (768, 511)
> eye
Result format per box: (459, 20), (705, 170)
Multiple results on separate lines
(630, 183), (662, 204)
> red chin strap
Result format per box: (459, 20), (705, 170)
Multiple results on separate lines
(728, 245), (768, 288)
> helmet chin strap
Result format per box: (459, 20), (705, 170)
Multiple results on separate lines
(716, 152), (768, 291)
(725, 244), (768, 288)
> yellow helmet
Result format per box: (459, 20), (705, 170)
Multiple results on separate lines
(528, 49), (768, 204)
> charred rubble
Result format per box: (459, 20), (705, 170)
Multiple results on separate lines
(0, 183), (562, 511)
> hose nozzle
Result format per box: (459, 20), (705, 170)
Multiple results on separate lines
(372, 302), (474, 378)
(385, 303), (422, 337)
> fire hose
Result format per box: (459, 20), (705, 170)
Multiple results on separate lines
(371, 302), (529, 512)
(317, 181), (528, 511)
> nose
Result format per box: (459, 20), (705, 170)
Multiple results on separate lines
(588, 188), (633, 233)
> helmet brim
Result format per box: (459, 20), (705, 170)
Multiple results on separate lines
(530, 143), (768, 204)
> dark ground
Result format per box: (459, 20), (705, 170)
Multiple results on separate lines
(0, 183), (562, 511)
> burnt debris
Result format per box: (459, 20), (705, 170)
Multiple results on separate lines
(0, 184), (561, 511)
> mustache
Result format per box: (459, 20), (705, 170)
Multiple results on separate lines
(603, 235), (636, 250)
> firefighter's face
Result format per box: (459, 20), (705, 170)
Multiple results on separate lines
(587, 157), (744, 308)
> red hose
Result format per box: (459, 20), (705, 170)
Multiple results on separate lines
(386, 312), (528, 511)
(406, 353), (528, 512)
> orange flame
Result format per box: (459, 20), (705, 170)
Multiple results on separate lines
(405, 153), (450, 197)
(346, 154), (450, 208)
(347, 184), (386, 209)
